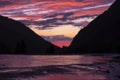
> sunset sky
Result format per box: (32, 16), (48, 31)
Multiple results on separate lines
(0, 0), (115, 47)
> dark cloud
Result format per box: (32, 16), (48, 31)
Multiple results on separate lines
(20, 13), (96, 30)
(42, 35), (72, 42)
(0, 1), (12, 7)
(76, 0), (84, 2)
(20, 12), (74, 28)
(98, 0), (115, 3)
(44, 12), (73, 18)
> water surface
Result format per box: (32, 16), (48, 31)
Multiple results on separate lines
(0, 54), (120, 80)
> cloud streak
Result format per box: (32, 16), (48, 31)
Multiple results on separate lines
(82, 3), (112, 10)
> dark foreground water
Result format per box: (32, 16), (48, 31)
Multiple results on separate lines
(0, 54), (120, 80)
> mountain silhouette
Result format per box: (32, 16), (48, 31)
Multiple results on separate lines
(0, 16), (59, 54)
(63, 0), (120, 53)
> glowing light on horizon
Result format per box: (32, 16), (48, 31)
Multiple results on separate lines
(30, 25), (81, 38)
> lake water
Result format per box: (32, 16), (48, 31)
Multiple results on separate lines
(0, 54), (120, 80)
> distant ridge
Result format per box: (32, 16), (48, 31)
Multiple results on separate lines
(64, 0), (120, 53)
(0, 16), (59, 54)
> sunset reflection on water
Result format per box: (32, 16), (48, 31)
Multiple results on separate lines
(0, 55), (109, 67)
(0, 54), (119, 80)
